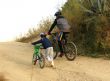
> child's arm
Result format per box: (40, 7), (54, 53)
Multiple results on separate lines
(31, 39), (42, 45)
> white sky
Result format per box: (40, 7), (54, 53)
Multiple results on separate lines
(0, 0), (67, 42)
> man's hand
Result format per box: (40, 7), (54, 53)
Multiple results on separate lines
(47, 32), (51, 35)
(45, 32), (51, 35)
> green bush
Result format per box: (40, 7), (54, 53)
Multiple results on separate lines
(61, 0), (110, 57)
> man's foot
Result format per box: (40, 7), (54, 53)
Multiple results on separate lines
(58, 53), (64, 57)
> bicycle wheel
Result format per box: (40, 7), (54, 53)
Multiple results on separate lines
(38, 53), (45, 69)
(52, 42), (59, 59)
(64, 42), (77, 61)
(32, 54), (37, 65)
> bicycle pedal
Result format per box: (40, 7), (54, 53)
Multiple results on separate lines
(33, 62), (36, 65)
(33, 60), (37, 65)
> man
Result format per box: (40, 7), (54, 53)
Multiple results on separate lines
(48, 11), (70, 57)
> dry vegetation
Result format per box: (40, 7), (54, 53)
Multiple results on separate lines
(15, 18), (52, 42)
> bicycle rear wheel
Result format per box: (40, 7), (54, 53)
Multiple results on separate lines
(64, 42), (77, 61)
(38, 53), (45, 69)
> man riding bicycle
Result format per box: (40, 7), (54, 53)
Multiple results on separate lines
(48, 11), (71, 57)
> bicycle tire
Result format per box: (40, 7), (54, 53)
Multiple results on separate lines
(64, 42), (77, 61)
(52, 42), (58, 59)
(32, 54), (37, 65)
(53, 51), (58, 59)
(38, 53), (45, 69)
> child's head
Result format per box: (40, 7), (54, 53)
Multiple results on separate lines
(40, 32), (46, 38)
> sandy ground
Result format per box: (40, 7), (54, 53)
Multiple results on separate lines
(0, 42), (110, 81)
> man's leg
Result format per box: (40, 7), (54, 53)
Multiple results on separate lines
(62, 32), (70, 44)
(57, 32), (64, 57)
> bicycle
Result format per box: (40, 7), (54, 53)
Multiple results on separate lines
(32, 44), (45, 69)
(50, 33), (77, 61)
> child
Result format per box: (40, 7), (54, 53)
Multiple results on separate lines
(32, 32), (54, 67)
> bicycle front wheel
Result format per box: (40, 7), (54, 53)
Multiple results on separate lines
(52, 42), (59, 59)
(32, 54), (37, 65)
(64, 42), (77, 61)
(38, 53), (45, 69)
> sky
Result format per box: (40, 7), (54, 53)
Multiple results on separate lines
(0, 0), (67, 42)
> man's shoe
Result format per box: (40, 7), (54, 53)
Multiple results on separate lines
(58, 53), (64, 57)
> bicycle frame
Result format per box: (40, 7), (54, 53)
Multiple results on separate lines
(51, 33), (60, 51)
(51, 33), (66, 47)
(34, 44), (42, 56)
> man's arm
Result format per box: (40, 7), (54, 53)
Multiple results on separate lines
(31, 39), (42, 45)
(48, 19), (57, 33)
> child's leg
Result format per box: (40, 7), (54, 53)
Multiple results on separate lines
(49, 47), (54, 61)
(45, 47), (54, 66)
(45, 48), (49, 60)
(48, 47), (54, 66)
(45, 48), (50, 66)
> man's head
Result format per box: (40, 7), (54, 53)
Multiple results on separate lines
(54, 11), (62, 17)
(40, 32), (46, 38)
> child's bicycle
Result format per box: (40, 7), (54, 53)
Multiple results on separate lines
(32, 44), (45, 69)
(50, 33), (77, 61)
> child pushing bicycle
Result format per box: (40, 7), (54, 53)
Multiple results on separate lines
(31, 32), (54, 67)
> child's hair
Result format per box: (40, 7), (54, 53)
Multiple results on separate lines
(40, 33), (46, 38)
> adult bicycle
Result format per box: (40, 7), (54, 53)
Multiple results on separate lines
(32, 44), (45, 69)
(50, 33), (77, 61)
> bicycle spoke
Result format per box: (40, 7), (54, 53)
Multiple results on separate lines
(38, 54), (45, 69)
(64, 42), (77, 61)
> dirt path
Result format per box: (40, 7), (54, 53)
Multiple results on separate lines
(0, 42), (110, 81)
